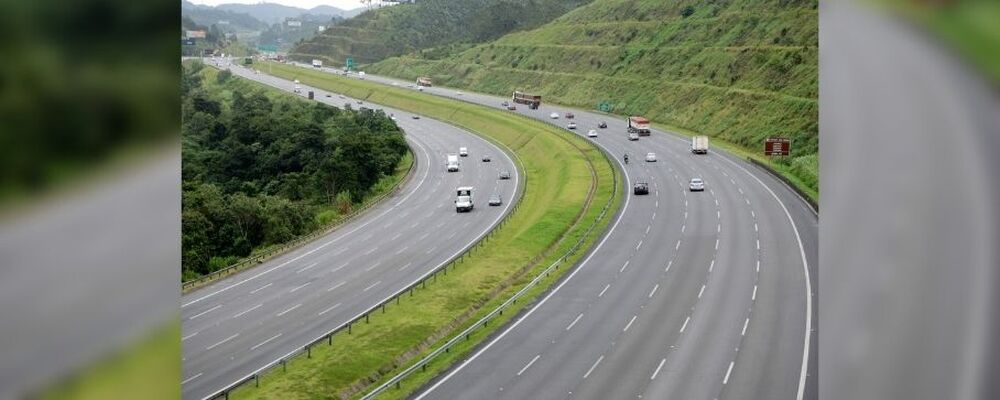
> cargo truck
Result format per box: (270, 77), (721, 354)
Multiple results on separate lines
(455, 187), (474, 212)
(627, 116), (651, 136)
(447, 154), (460, 172)
(417, 77), (433, 87)
(312, 59), (323, 68)
(691, 136), (709, 154)
(512, 91), (542, 109)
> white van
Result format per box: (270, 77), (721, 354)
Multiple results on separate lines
(459, 147), (469, 157)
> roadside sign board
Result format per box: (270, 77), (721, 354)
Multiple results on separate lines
(181, 39), (195, 46)
(765, 137), (791, 156)
(597, 101), (612, 112)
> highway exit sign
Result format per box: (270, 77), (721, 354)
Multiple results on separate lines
(765, 137), (791, 156)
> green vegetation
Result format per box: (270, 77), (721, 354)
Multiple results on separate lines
(290, 0), (594, 66)
(182, 62), (409, 280)
(229, 62), (618, 400)
(370, 0), (818, 197)
(41, 323), (179, 400)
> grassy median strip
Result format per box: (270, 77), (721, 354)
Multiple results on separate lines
(227, 62), (619, 399)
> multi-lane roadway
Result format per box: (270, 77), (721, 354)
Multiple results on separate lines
(182, 60), (521, 399)
(332, 69), (819, 399)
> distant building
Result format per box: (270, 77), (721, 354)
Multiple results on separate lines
(286, 20), (302, 27)
(185, 30), (206, 39)
(217, 20), (230, 25)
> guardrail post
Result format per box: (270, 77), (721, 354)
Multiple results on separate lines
(255, 374), (259, 387)
(282, 360), (287, 372)
(396, 296), (400, 305)
(381, 304), (386, 313)
(365, 313), (370, 324)
(349, 323), (352, 334)
(307, 345), (311, 358)
(328, 334), (332, 345)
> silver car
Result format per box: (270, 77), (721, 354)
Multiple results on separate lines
(488, 194), (502, 206)
(689, 178), (705, 191)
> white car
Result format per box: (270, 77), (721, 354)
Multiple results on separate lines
(456, 91), (463, 96)
(459, 147), (469, 157)
(550, 112), (560, 119)
(587, 129), (598, 138)
(689, 178), (705, 191)
(645, 152), (657, 162)
(567, 122), (577, 130)
(293, 85), (301, 93)
(628, 132), (639, 141)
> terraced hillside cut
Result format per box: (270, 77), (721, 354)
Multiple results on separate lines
(370, 0), (819, 193)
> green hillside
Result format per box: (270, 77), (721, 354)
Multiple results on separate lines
(370, 0), (819, 193)
(289, 0), (593, 66)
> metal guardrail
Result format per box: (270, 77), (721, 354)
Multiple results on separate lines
(203, 115), (529, 400)
(360, 141), (620, 400)
(181, 152), (417, 293)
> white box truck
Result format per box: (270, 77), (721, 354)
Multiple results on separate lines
(455, 187), (474, 212)
(447, 154), (460, 172)
(691, 136), (709, 154)
(312, 59), (323, 68)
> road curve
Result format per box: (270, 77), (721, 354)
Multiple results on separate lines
(303, 67), (818, 399)
(181, 60), (521, 399)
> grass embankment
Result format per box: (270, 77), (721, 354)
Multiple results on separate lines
(368, 0), (818, 201)
(228, 62), (619, 399)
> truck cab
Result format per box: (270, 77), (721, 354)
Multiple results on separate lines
(447, 154), (460, 172)
(455, 187), (474, 212)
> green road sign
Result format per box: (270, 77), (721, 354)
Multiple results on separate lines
(346, 57), (355, 71)
(597, 101), (613, 113)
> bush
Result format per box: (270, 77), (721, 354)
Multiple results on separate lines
(681, 6), (695, 18)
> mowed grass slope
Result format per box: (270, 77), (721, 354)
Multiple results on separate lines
(230, 62), (618, 399)
(370, 0), (819, 196)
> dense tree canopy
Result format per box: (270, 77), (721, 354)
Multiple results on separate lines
(182, 63), (407, 279)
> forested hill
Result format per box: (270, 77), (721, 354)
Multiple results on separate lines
(370, 0), (819, 193)
(181, 62), (408, 280)
(289, 0), (594, 66)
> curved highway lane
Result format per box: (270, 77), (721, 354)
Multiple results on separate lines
(327, 69), (818, 399)
(182, 61), (521, 399)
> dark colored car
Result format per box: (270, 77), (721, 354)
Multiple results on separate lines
(412, 115), (420, 119)
(598, 121), (608, 128)
(633, 182), (649, 195)
(565, 112), (575, 119)
(507, 104), (517, 110)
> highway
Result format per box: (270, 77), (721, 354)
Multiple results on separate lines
(313, 68), (819, 399)
(181, 60), (521, 399)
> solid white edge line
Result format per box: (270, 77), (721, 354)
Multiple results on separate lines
(714, 152), (812, 400)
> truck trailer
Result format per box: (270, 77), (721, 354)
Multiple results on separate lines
(512, 91), (542, 109)
(627, 116), (651, 136)
(417, 77), (433, 87)
(691, 136), (709, 154)
(311, 59), (323, 68)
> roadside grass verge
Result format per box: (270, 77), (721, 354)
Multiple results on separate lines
(227, 62), (619, 399)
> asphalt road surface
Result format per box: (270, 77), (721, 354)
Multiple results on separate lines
(182, 60), (521, 399)
(302, 66), (819, 400)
